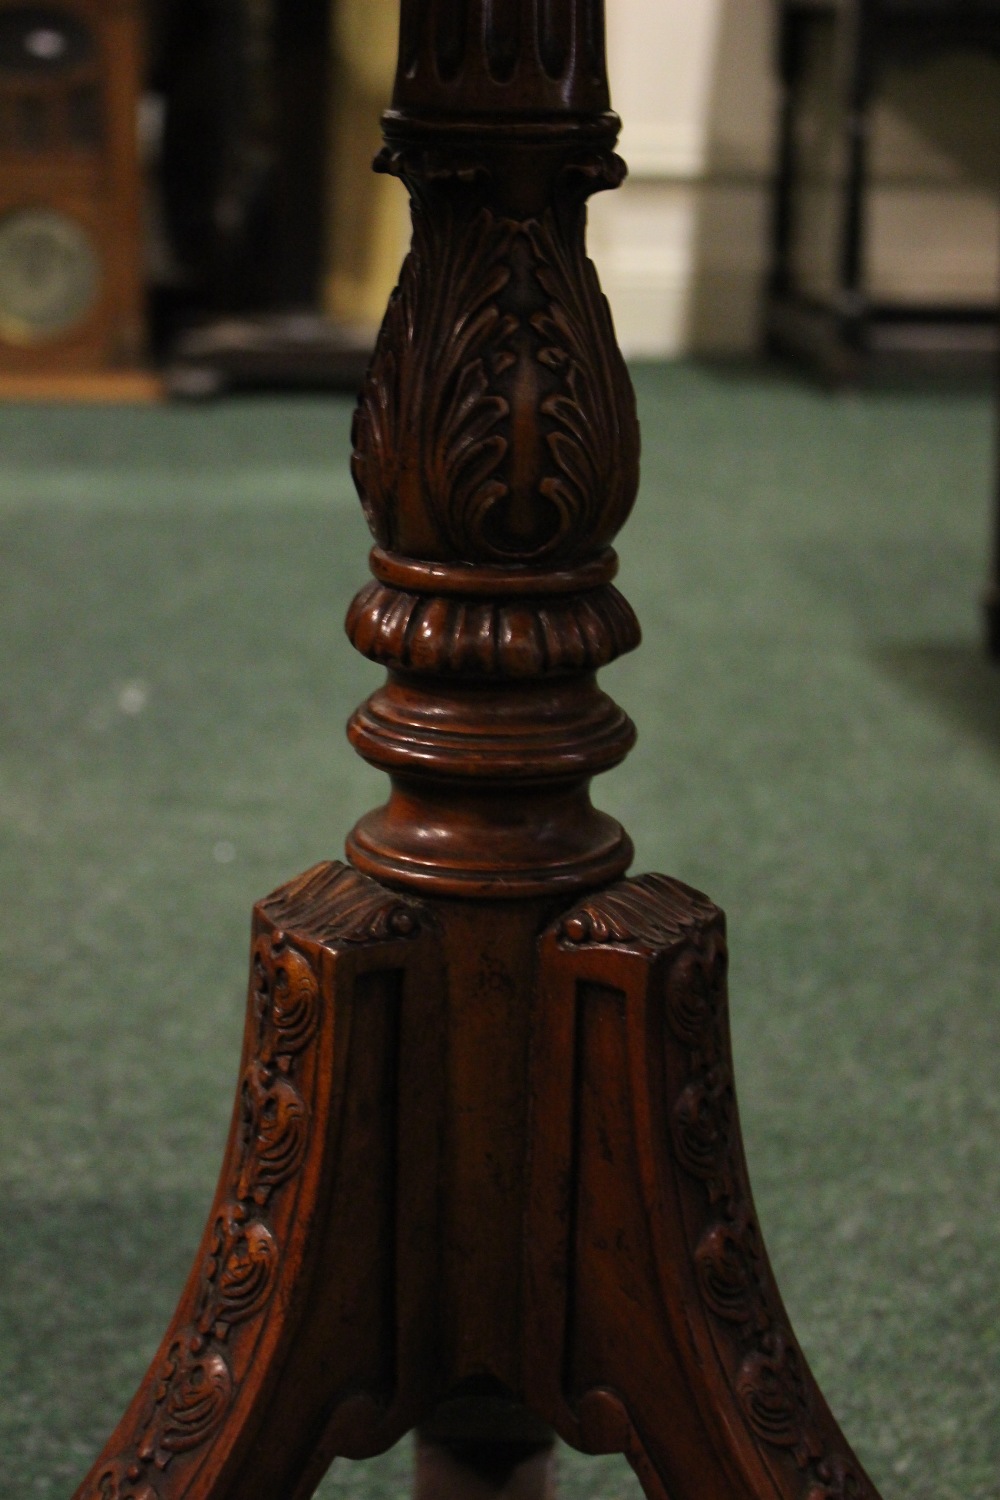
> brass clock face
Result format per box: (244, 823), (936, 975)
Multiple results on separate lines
(0, 207), (101, 343)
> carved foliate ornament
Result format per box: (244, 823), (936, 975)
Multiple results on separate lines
(352, 156), (638, 567)
(552, 877), (878, 1500)
(79, 933), (320, 1497)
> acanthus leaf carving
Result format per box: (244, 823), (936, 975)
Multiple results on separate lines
(351, 178), (639, 567)
(422, 206), (517, 555)
(260, 860), (424, 945)
(559, 873), (718, 948)
(352, 198), (517, 561)
(530, 210), (638, 560)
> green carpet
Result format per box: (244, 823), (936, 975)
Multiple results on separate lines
(0, 364), (997, 1499)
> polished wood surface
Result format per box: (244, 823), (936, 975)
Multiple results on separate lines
(73, 5), (886, 1498)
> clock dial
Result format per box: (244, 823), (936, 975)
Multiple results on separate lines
(0, 207), (100, 343)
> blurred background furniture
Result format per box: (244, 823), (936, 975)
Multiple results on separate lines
(0, 0), (155, 398)
(767, 0), (1000, 382)
(0, 0), (395, 397)
(986, 302), (1000, 656)
(155, 0), (387, 395)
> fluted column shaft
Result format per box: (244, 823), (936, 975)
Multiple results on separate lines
(395, 0), (609, 114)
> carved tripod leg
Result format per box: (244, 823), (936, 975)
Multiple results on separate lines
(72, 862), (443, 1500)
(524, 875), (881, 1500)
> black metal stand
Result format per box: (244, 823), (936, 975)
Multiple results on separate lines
(766, 0), (1000, 384)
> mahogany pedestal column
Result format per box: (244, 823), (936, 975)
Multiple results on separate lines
(73, 5), (887, 1500)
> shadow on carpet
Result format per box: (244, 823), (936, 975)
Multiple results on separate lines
(874, 643), (1000, 754)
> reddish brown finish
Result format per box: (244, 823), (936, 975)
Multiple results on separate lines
(0, 0), (147, 378)
(72, 5), (886, 1499)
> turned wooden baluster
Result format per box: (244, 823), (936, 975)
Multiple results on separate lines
(73, 5), (886, 1500)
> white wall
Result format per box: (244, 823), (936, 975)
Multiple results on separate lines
(589, 0), (776, 358)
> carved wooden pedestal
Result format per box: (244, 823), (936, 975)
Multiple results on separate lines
(73, 6), (886, 1500)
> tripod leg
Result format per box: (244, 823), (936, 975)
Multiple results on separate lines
(525, 875), (882, 1500)
(73, 862), (442, 1500)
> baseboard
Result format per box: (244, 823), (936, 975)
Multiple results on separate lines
(0, 369), (164, 403)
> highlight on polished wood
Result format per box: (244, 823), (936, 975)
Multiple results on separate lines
(72, 4), (887, 1499)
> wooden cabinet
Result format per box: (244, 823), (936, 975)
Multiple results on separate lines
(0, 0), (156, 396)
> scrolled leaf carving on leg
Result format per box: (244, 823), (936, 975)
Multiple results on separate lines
(93, 1462), (160, 1500)
(805, 1455), (868, 1500)
(735, 1332), (817, 1465)
(257, 941), (321, 1059)
(658, 899), (876, 1500)
(196, 1206), (277, 1339)
(693, 1212), (767, 1333)
(237, 1061), (309, 1205)
(544, 876), (879, 1500)
(76, 933), (323, 1499)
(138, 1340), (235, 1466)
(75, 864), (428, 1500)
(671, 1068), (735, 1190)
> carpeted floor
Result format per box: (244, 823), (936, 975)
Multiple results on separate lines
(0, 363), (997, 1499)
